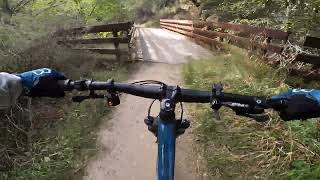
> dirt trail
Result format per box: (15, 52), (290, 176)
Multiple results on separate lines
(84, 28), (212, 180)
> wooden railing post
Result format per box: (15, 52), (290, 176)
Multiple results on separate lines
(126, 29), (130, 49)
(262, 37), (272, 55)
(218, 28), (225, 42)
(113, 30), (120, 60)
(294, 36), (320, 70)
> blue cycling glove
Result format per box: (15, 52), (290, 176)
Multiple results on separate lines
(17, 68), (66, 97)
(272, 89), (320, 120)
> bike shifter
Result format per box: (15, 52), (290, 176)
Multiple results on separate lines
(211, 84), (223, 120)
(212, 99), (221, 120)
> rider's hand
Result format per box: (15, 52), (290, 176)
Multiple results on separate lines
(17, 68), (66, 97)
(272, 89), (320, 121)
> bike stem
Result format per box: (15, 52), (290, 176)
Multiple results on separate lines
(157, 86), (181, 180)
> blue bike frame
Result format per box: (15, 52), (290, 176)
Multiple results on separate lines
(157, 117), (176, 180)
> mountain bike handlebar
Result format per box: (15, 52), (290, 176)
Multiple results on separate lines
(57, 79), (287, 180)
(58, 79), (287, 112)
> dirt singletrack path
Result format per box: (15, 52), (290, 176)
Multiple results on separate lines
(84, 28), (212, 180)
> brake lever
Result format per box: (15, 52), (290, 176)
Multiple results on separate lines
(236, 112), (270, 122)
(72, 95), (91, 103)
(72, 94), (106, 102)
(229, 104), (270, 122)
(72, 90), (105, 103)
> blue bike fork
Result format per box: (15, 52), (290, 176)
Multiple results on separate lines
(157, 117), (176, 180)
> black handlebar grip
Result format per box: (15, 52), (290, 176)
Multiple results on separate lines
(58, 80), (74, 91)
(266, 98), (288, 111)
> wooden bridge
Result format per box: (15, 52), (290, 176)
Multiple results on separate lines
(56, 21), (136, 60)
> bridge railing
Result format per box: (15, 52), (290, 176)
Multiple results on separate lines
(57, 21), (135, 59)
(294, 36), (320, 68)
(160, 19), (288, 55)
(160, 19), (320, 78)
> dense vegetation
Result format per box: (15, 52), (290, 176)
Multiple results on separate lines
(0, 0), (134, 72)
(0, 0), (133, 179)
(195, 0), (320, 39)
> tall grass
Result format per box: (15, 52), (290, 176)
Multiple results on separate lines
(183, 47), (320, 179)
(0, 45), (130, 179)
(6, 63), (129, 180)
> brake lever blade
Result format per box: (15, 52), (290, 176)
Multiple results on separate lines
(234, 111), (270, 122)
(253, 114), (270, 122)
(72, 96), (89, 103)
(72, 94), (106, 103)
(245, 113), (270, 122)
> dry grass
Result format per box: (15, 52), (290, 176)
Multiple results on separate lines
(0, 33), (131, 179)
(183, 46), (320, 179)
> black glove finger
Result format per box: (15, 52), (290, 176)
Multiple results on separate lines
(279, 95), (320, 121)
(28, 76), (65, 98)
